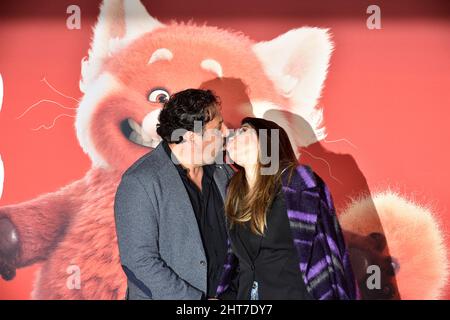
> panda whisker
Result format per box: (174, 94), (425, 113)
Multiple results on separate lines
(41, 77), (80, 103)
(16, 99), (77, 120)
(31, 113), (76, 131)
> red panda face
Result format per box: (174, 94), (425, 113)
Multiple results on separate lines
(81, 24), (284, 172)
(76, 1), (333, 172)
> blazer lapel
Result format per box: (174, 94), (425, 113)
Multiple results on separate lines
(154, 143), (206, 258)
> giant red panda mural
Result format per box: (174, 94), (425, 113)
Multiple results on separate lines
(0, 0), (448, 300)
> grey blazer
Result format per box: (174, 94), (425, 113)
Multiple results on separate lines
(114, 142), (234, 300)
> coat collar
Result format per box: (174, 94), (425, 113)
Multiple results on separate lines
(281, 164), (319, 191)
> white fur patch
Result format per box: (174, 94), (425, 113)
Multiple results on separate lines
(142, 108), (162, 142)
(201, 59), (223, 78)
(253, 27), (333, 140)
(76, 72), (122, 168)
(148, 48), (173, 64)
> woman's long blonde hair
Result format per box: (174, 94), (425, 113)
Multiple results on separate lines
(225, 117), (298, 235)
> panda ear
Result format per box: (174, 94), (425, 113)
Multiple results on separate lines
(79, 0), (164, 92)
(253, 27), (333, 117)
(253, 27), (334, 150)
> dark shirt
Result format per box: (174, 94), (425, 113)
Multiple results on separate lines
(161, 141), (228, 298)
(228, 186), (312, 300)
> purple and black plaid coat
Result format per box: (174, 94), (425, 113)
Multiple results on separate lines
(216, 164), (359, 300)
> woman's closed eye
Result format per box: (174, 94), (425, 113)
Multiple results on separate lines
(236, 127), (248, 135)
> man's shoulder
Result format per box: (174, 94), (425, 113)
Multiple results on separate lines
(121, 143), (168, 180)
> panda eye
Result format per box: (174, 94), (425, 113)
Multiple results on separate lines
(148, 88), (170, 103)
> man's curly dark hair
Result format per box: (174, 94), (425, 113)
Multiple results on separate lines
(156, 89), (221, 144)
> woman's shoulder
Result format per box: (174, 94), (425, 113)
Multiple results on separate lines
(294, 163), (314, 173)
(282, 164), (319, 190)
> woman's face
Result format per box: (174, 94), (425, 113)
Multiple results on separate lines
(226, 123), (259, 167)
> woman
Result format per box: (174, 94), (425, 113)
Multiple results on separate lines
(216, 117), (357, 300)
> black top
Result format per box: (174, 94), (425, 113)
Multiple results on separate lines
(227, 187), (313, 300)
(162, 141), (228, 298)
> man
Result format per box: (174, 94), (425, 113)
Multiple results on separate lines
(114, 89), (234, 299)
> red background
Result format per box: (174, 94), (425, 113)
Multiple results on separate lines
(0, 0), (449, 299)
